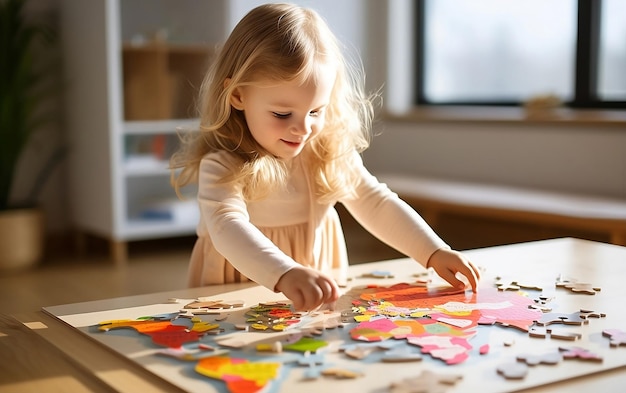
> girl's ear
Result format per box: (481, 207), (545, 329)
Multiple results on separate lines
(224, 78), (245, 110)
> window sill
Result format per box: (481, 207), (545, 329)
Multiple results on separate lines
(384, 106), (626, 128)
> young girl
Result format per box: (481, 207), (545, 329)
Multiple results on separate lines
(171, 3), (480, 311)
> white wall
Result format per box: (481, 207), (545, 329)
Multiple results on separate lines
(365, 121), (626, 199)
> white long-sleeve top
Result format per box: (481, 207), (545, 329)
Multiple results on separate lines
(187, 150), (449, 290)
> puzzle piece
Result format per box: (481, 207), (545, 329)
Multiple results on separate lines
(535, 309), (605, 326)
(602, 329), (626, 347)
(497, 362), (529, 380)
(528, 326), (582, 341)
(555, 276), (601, 295)
(344, 344), (376, 360)
(195, 356), (281, 393)
(516, 351), (562, 366)
(320, 368), (363, 379)
(361, 270), (394, 279)
(184, 299), (245, 309)
(496, 278), (544, 291)
(283, 337), (328, 353)
(559, 346), (603, 362)
(390, 370), (463, 393)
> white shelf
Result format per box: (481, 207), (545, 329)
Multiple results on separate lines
(122, 219), (197, 240)
(123, 118), (199, 135)
(124, 156), (170, 176)
(61, 0), (226, 262)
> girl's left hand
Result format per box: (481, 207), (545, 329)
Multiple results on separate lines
(427, 249), (481, 292)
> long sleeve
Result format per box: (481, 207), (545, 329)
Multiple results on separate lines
(196, 152), (300, 290)
(341, 154), (449, 266)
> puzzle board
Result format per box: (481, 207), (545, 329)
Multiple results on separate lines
(43, 257), (626, 393)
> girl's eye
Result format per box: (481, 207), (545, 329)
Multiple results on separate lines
(272, 112), (291, 119)
(309, 110), (320, 117)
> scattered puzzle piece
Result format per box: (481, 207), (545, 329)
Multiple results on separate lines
(535, 309), (606, 326)
(555, 276), (601, 295)
(361, 270), (394, 279)
(602, 329), (626, 347)
(559, 346), (603, 362)
(184, 299), (245, 310)
(320, 367), (363, 379)
(283, 337), (328, 353)
(528, 326), (582, 341)
(497, 362), (529, 380)
(516, 351), (562, 366)
(390, 370), (463, 393)
(496, 279), (543, 291)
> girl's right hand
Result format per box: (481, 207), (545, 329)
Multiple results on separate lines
(275, 267), (340, 311)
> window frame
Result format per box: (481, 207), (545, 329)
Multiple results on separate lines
(414, 0), (626, 109)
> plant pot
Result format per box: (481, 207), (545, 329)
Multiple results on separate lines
(0, 207), (44, 270)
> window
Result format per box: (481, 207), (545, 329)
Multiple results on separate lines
(415, 0), (626, 108)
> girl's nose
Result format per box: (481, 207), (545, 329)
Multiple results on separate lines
(290, 117), (310, 135)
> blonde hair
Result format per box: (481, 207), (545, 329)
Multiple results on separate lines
(171, 3), (375, 203)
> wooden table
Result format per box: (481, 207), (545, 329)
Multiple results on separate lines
(3, 238), (626, 392)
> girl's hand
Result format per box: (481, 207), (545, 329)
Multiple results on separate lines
(427, 249), (481, 292)
(275, 267), (340, 311)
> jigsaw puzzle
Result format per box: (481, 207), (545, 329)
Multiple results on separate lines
(44, 270), (626, 393)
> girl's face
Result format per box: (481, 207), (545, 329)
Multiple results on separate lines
(229, 65), (336, 160)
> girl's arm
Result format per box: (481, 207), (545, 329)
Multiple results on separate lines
(341, 154), (480, 291)
(196, 152), (340, 308)
(196, 152), (299, 290)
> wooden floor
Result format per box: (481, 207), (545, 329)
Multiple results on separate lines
(0, 227), (402, 315)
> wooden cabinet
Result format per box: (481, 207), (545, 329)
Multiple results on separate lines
(60, 0), (226, 264)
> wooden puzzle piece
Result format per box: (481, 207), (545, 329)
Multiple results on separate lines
(535, 309), (605, 326)
(343, 344), (376, 359)
(528, 326), (582, 341)
(559, 346), (603, 362)
(360, 270), (394, 279)
(184, 299), (245, 309)
(320, 367), (363, 379)
(528, 303), (552, 313)
(495, 279), (520, 291)
(602, 329), (626, 347)
(496, 278), (544, 292)
(555, 276), (601, 295)
(497, 362), (529, 380)
(390, 370), (463, 393)
(516, 351), (562, 366)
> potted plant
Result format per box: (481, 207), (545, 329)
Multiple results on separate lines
(0, 0), (61, 270)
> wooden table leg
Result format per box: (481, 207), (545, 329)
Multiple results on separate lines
(110, 240), (128, 267)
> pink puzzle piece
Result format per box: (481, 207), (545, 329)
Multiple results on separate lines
(602, 329), (626, 347)
(407, 335), (473, 365)
(559, 346), (603, 362)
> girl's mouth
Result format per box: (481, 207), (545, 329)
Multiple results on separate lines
(281, 139), (302, 148)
